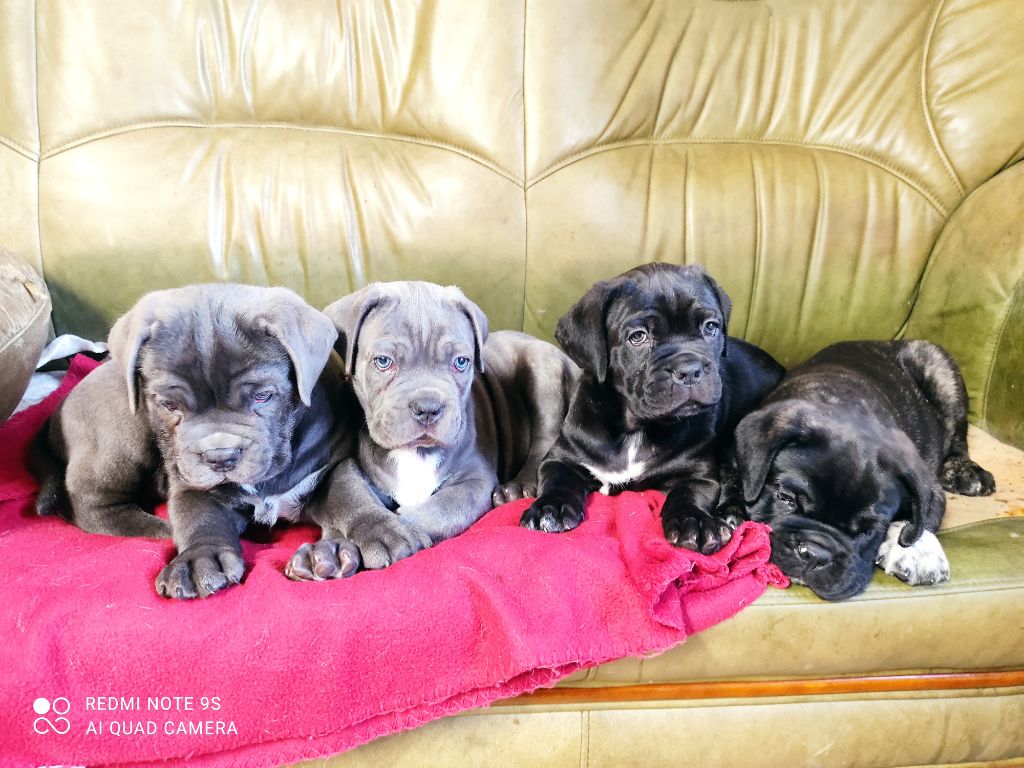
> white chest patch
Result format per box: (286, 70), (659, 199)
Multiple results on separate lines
(389, 448), (444, 508)
(241, 466), (328, 527)
(582, 433), (648, 495)
(875, 520), (950, 586)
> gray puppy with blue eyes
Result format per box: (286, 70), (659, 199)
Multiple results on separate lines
(285, 281), (578, 580)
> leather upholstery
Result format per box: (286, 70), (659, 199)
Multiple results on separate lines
(0, 249), (50, 422)
(1, 1), (1022, 765)
(1, 0), (1021, 444)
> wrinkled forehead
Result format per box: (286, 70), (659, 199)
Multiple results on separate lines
(139, 306), (290, 390)
(360, 300), (474, 357)
(612, 272), (722, 329)
(775, 440), (880, 510)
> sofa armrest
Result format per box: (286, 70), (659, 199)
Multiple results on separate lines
(905, 162), (1024, 449)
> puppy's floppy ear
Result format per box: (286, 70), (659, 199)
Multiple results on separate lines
(442, 286), (489, 373)
(880, 433), (946, 546)
(258, 289), (337, 407)
(323, 283), (394, 377)
(734, 401), (823, 502)
(555, 278), (628, 383)
(692, 265), (733, 356)
(107, 291), (163, 414)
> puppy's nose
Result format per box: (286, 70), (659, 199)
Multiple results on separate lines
(670, 357), (707, 387)
(409, 396), (445, 426)
(794, 540), (833, 570)
(201, 446), (243, 471)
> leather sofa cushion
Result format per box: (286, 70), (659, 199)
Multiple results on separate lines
(0, 250), (50, 423)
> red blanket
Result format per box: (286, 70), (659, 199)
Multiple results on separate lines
(0, 355), (786, 768)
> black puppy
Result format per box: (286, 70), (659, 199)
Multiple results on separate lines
(520, 262), (784, 553)
(726, 340), (995, 600)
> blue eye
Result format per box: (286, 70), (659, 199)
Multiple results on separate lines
(453, 356), (471, 372)
(373, 355), (394, 372)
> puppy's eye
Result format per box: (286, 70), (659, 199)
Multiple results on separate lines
(775, 489), (797, 509)
(373, 355), (394, 372)
(702, 320), (721, 337)
(157, 397), (179, 413)
(253, 390), (274, 404)
(627, 329), (648, 345)
(452, 356), (471, 373)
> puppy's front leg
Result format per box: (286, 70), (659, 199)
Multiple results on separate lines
(295, 459), (430, 575)
(520, 458), (600, 533)
(662, 474), (735, 554)
(155, 489), (248, 599)
(398, 467), (496, 544)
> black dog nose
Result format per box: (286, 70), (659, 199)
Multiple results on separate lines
(671, 357), (707, 387)
(409, 397), (445, 425)
(201, 446), (243, 471)
(794, 540), (833, 570)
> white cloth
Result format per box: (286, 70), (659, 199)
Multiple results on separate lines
(12, 335), (107, 415)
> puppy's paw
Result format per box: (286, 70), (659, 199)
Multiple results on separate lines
(519, 495), (584, 533)
(940, 455), (996, 496)
(663, 509), (736, 554)
(285, 538), (362, 581)
(350, 516), (432, 570)
(492, 480), (537, 507)
(714, 501), (748, 532)
(156, 545), (245, 599)
(876, 521), (950, 586)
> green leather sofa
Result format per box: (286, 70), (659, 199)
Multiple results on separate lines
(1, 0), (1021, 765)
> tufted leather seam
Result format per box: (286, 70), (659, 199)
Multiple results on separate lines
(920, 0), (965, 197)
(980, 269), (1024, 429)
(760, 583), (1024, 606)
(0, 135), (37, 161)
(0, 292), (50, 354)
(579, 710), (590, 768)
(32, 0), (42, 284)
(521, 0), (529, 333)
(527, 137), (949, 217)
(39, 120), (525, 186)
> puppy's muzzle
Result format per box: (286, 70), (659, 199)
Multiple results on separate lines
(409, 392), (446, 426)
(192, 433), (252, 472)
(668, 354), (711, 388)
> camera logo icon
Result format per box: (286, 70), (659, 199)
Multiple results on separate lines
(32, 697), (71, 735)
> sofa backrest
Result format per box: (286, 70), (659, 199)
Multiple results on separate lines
(1, 0), (1022, 370)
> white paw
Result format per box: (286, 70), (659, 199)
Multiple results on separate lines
(875, 521), (950, 586)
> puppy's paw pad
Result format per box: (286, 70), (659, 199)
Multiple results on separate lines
(520, 498), (583, 533)
(285, 539), (361, 581)
(876, 522), (950, 586)
(940, 456), (996, 497)
(156, 546), (244, 599)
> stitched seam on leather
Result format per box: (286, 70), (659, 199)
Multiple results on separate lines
(0, 135), (37, 161)
(980, 268), (1024, 428)
(579, 710), (590, 768)
(759, 583), (1024, 605)
(39, 120), (525, 185)
(0, 293), (50, 355)
(527, 137), (949, 217)
(32, 0), (42, 289)
(521, 0), (529, 334)
(920, 0), (965, 197)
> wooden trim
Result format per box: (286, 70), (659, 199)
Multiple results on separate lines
(492, 670), (1024, 706)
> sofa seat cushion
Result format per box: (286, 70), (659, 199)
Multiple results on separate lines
(0, 250), (50, 423)
(558, 427), (1024, 686)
